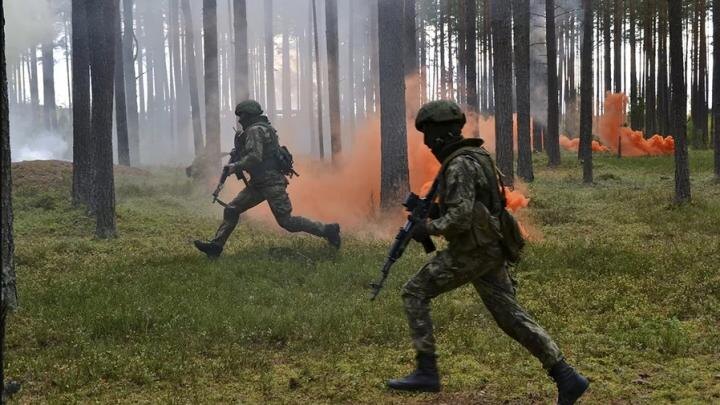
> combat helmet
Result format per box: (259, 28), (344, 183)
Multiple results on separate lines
(415, 100), (467, 131)
(235, 100), (264, 117)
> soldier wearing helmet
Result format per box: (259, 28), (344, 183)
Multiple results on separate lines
(193, 100), (341, 258)
(387, 100), (588, 404)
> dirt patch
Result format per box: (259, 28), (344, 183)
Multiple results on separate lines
(12, 160), (150, 194)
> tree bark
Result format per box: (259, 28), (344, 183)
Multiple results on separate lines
(602, 4), (611, 92)
(123, 0), (140, 165)
(115, 3), (130, 166)
(181, 0), (204, 156)
(312, 0), (325, 159)
(656, 1), (669, 136)
(714, 0), (720, 178)
(378, 0), (409, 208)
(613, 0), (622, 93)
(643, 2), (656, 136)
(41, 42), (57, 130)
(203, 0), (221, 166)
(88, 0), (118, 238)
(72, 0), (93, 207)
(492, 0), (514, 184)
(404, 0), (420, 115)
(2, 5), (20, 397)
(465, 0), (479, 137)
(234, 0), (249, 101)
(29, 47), (39, 111)
(326, 0), (342, 160)
(546, 0), (561, 166)
(513, 0), (532, 181)
(668, 0), (690, 203)
(264, 0), (276, 119)
(697, 0), (708, 148)
(580, 0), (594, 183)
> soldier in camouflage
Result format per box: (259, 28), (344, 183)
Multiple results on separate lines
(194, 100), (341, 258)
(387, 101), (588, 404)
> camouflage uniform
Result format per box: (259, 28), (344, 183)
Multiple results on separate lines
(211, 117), (328, 246)
(401, 144), (563, 370)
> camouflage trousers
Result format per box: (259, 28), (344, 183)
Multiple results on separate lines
(401, 244), (563, 370)
(212, 183), (327, 246)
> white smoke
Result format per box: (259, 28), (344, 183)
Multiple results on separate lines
(10, 131), (69, 162)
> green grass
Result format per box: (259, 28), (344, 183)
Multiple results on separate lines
(5, 152), (720, 404)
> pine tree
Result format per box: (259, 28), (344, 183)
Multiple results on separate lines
(513, 0), (533, 181)
(546, 0), (561, 166)
(668, 0), (690, 203)
(72, 0), (93, 207)
(378, 0), (410, 208)
(580, 0), (594, 183)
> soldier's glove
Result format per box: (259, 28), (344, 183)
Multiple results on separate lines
(411, 218), (431, 243)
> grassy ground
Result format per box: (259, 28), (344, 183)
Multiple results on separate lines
(5, 152), (720, 404)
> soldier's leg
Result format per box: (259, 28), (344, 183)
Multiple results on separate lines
(472, 265), (563, 370)
(261, 185), (328, 237)
(401, 251), (479, 355)
(211, 186), (265, 246)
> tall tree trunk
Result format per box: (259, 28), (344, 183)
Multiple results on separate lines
(378, 0), (409, 208)
(546, 0), (561, 166)
(88, 0), (118, 238)
(404, 0), (420, 115)
(697, 0), (708, 148)
(465, 0), (479, 137)
(311, 0), (325, 159)
(714, 0), (720, 178)
(72, 0), (93, 206)
(29, 47), (39, 111)
(326, 0), (342, 160)
(513, 0), (532, 181)
(282, 26), (291, 115)
(629, 0), (638, 128)
(492, 0), (514, 184)
(668, 0), (690, 203)
(613, 0), (622, 93)
(233, 0), (249, 101)
(644, 2), (656, 136)
(123, 0), (140, 165)
(656, 1), (669, 136)
(181, 0), (204, 155)
(264, 0), (276, 119)
(204, 0), (221, 165)
(115, 3), (130, 166)
(603, 4), (611, 92)
(42, 42), (57, 130)
(1, 4), (20, 398)
(580, 0), (594, 183)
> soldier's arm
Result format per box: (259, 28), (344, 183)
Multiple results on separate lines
(234, 127), (264, 169)
(426, 157), (484, 236)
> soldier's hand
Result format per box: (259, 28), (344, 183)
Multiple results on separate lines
(410, 218), (431, 243)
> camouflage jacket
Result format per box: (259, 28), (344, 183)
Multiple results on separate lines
(427, 139), (503, 253)
(234, 117), (287, 186)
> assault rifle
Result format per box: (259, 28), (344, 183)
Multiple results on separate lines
(212, 148), (249, 208)
(370, 178), (440, 301)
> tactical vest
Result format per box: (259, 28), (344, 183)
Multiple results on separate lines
(236, 121), (283, 177)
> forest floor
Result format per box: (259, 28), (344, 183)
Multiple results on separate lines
(5, 151), (720, 404)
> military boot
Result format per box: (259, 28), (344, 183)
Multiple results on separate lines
(193, 240), (223, 259)
(548, 360), (589, 405)
(387, 352), (440, 392)
(324, 223), (341, 249)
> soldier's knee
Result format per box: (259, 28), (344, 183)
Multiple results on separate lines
(223, 206), (240, 222)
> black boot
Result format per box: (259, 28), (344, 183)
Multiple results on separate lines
(387, 352), (440, 392)
(193, 240), (223, 259)
(549, 360), (589, 405)
(324, 223), (341, 249)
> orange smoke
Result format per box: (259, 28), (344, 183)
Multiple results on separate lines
(597, 93), (675, 156)
(559, 135), (610, 153)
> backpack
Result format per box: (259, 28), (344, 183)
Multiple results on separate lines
(442, 147), (526, 264)
(276, 145), (300, 178)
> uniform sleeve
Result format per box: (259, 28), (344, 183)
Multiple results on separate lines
(235, 127), (265, 169)
(426, 156), (484, 236)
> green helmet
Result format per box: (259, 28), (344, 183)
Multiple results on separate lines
(235, 100), (264, 117)
(414, 100), (467, 131)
